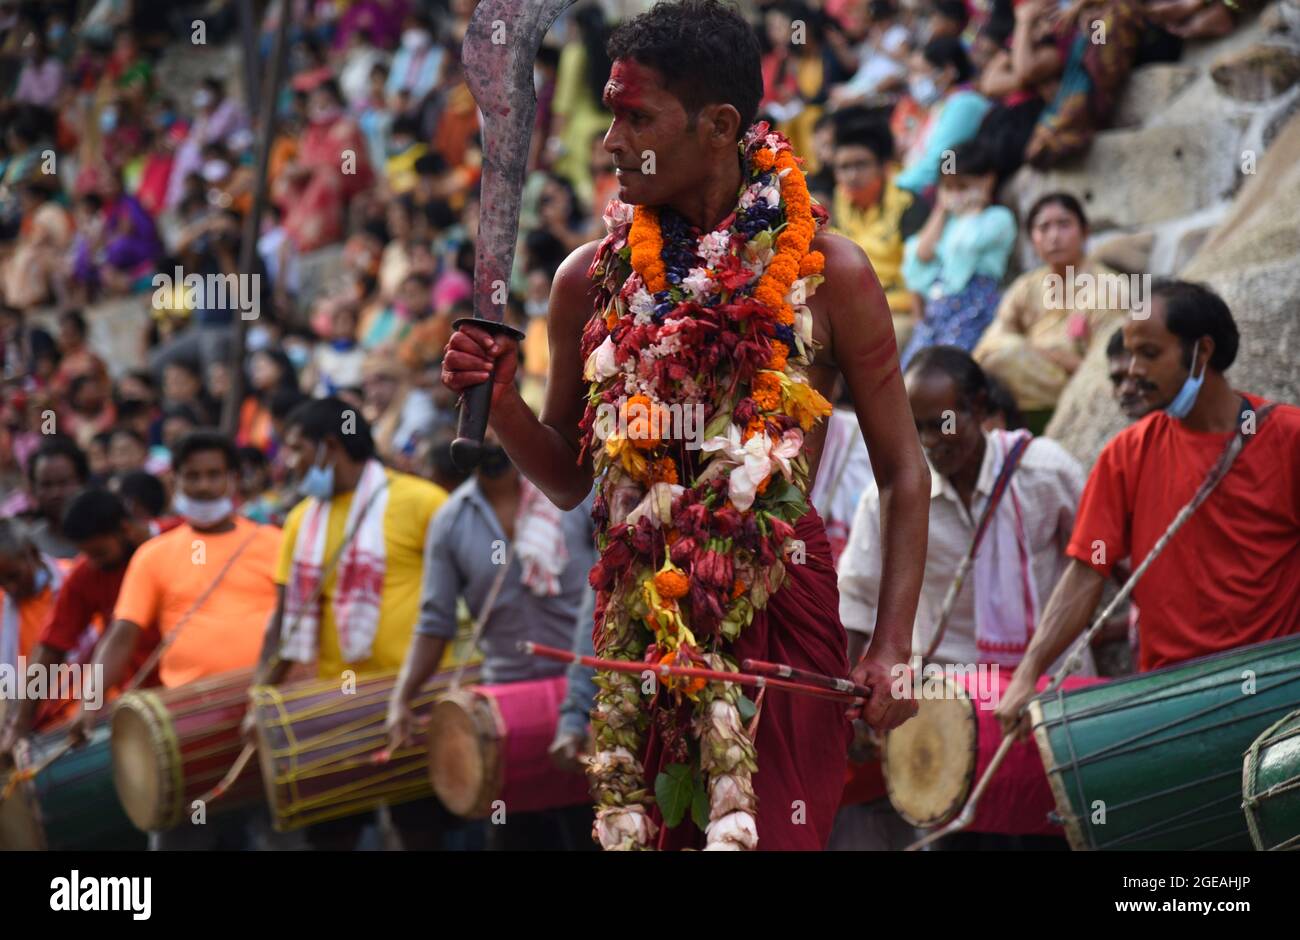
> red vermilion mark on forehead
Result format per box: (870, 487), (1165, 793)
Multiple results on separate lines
(605, 59), (656, 111)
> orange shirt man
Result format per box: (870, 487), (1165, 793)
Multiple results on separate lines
(74, 431), (279, 739)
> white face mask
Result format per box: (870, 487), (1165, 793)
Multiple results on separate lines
(201, 160), (230, 183)
(909, 73), (941, 107)
(174, 492), (234, 528)
(194, 89), (215, 109)
(402, 29), (430, 51)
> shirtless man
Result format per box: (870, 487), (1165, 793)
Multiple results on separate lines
(442, 0), (930, 849)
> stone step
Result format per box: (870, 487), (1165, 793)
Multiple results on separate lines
(1112, 64), (1199, 129)
(1006, 118), (1249, 232)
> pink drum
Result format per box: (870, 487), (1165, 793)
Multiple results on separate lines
(884, 668), (1105, 834)
(426, 675), (591, 818)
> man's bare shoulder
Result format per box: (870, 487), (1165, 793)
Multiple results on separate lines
(550, 239), (605, 329)
(812, 231), (880, 288)
(809, 231), (890, 329)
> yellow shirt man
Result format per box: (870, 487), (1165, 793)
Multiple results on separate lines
(275, 469), (447, 680)
(829, 172), (926, 347)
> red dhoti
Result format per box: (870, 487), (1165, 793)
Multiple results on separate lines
(638, 506), (852, 850)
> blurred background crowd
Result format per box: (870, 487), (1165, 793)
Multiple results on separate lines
(0, 0), (1267, 546)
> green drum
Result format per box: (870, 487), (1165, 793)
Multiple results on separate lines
(0, 723), (144, 851)
(1029, 634), (1300, 851)
(1242, 708), (1300, 851)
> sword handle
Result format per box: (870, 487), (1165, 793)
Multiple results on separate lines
(452, 381), (492, 472)
(450, 317), (527, 473)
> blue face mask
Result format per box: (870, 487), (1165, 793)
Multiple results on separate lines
(1165, 344), (1207, 420)
(33, 565), (51, 593)
(299, 443), (335, 501)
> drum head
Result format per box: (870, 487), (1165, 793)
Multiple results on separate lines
(427, 693), (499, 819)
(111, 696), (171, 832)
(883, 680), (978, 829)
(0, 741), (45, 850)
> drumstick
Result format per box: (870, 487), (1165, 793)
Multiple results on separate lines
(741, 658), (872, 699)
(193, 742), (257, 806)
(904, 735), (1016, 851)
(522, 642), (866, 706)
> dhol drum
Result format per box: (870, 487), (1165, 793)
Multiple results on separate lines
(251, 665), (481, 831)
(883, 668), (1102, 832)
(1030, 634), (1300, 851)
(1, 721), (144, 850)
(426, 674), (590, 818)
(111, 668), (262, 832)
(1242, 707), (1300, 851)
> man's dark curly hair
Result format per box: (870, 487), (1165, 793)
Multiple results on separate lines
(606, 0), (763, 142)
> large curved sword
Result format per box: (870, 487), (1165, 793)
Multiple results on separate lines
(452, 0), (579, 471)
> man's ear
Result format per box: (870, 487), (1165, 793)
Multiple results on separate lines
(700, 102), (742, 149)
(1196, 336), (1214, 373)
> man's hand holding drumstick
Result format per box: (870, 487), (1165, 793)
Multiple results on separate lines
(848, 638), (919, 733)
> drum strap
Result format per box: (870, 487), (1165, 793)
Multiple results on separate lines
(922, 433), (1033, 662)
(451, 540), (518, 692)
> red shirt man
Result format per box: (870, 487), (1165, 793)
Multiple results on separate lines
(998, 280), (1300, 732)
(1066, 391), (1300, 670)
(0, 490), (164, 752)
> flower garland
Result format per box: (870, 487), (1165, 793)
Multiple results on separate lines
(579, 122), (833, 851)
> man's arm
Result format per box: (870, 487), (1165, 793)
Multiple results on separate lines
(252, 587), (292, 687)
(817, 233), (931, 730)
(386, 504), (459, 748)
(995, 558), (1106, 736)
(0, 643), (62, 752)
(838, 485), (886, 670)
(69, 618), (143, 742)
(441, 241), (601, 510)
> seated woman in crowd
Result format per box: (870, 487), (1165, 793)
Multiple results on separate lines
(829, 0), (913, 109)
(973, 191), (1128, 432)
(1024, 0), (1146, 167)
(900, 140), (1016, 367)
(758, 3), (854, 161)
(0, 175), (73, 311)
(893, 36), (991, 197)
(272, 78), (374, 252)
(975, 1), (1068, 179)
(68, 169), (162, 299)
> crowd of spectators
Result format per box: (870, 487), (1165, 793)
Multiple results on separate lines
(0, 0), (1261, 528)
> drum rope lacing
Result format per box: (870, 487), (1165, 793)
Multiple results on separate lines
(1242, 711), (1300, 850)
(254, 669), (477, 826)
(1061, 658), (1300, 849)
